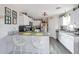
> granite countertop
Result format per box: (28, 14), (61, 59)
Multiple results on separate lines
(59, 30), (79, 36)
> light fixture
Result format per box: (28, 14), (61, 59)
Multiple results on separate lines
(43, 12), (47, 16)
(22, 12), (27, 15)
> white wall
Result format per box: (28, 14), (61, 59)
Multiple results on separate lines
(48, 16), (59, 39)
(0, 5), (19, 39)
(58, 17), (63, 28)
(0, 5), (19, 30)
(33, 21), (41, 26)
(19, 14), (33, 25)
(0, 5), (34, 39)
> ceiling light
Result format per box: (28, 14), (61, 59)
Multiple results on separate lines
(42, 12), (47, 16)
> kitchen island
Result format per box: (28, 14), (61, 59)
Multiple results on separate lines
(17, 32), (49, 54)
(0, 32), (49, 54)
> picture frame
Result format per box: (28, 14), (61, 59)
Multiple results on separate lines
(5, 7), (11, 24)
(12, 10), (17, 24)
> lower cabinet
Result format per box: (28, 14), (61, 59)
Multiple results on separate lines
(59, 31), (74, 53)
(74, 36), (79, 54)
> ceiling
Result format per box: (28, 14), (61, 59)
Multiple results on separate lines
(2, 4), (78, 19)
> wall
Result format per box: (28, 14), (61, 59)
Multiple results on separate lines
(48, 16), (59, 39)
(33, 20), (41, 26)
(19, 14), (33, 25)
(0, 5), (34, 39)
(0, 5), (19, 39)
(0, 5), (19, 30)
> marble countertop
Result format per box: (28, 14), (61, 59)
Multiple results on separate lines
(19, 32), (49, 36)
(9, 32), (49, 36)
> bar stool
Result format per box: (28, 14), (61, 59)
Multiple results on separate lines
(12, 35), (26, 54)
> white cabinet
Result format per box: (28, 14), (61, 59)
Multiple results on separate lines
(59, 31), (74, 53)
(74, 36), (79, 54)
(15, 35), (49, 54)
(71, 9), (79, 27)
(0, 35), (49, 54)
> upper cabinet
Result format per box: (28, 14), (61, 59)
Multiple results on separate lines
(70, 9), (79, 27)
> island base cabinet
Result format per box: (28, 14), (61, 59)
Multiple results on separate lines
(20, 36), (49, 54)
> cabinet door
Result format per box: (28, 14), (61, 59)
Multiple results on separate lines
(74, 37), (79, 54)
(75, 10), (79, 26)
(65, 35), (74, 53)
(70, 11), (76, 25)
(58, 32), (64, 44)
(71, 9), (79, 26)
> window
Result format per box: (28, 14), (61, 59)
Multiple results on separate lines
(63, 14), (70, 26)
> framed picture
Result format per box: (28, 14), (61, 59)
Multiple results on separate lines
(12, 10), (17, 24)
(5, 7), (11, 24)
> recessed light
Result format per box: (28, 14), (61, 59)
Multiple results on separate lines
(56, 7), (61, 9)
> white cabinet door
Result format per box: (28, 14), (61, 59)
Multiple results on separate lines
(74, 36), (79, 54)
(65, 35), (74, 53)
(59, 32), (65, 45)
(71, 9), (79, 26)
(70, 11), (76, 25)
